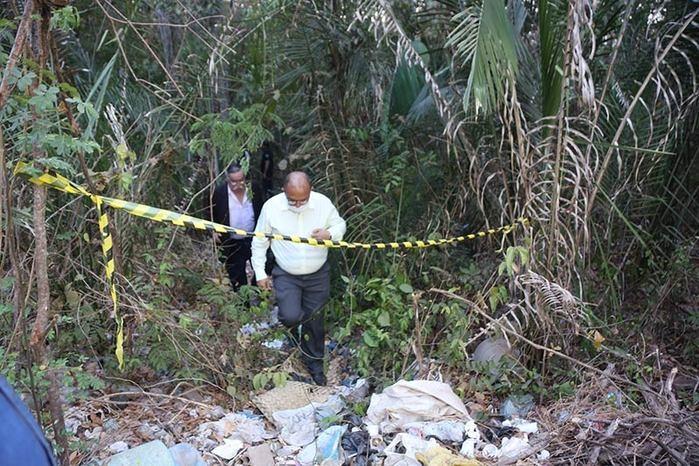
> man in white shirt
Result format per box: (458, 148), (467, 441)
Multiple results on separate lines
(210, 163), (264, 291)
(252, 172), (346, 385)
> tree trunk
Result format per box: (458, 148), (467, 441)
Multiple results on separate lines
(23, 2), (70, 463)
(30, 183), (70, 465)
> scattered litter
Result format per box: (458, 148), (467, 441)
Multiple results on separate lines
(207, 405), (226, 420)
(198, 411), (273, 443)
(404, 420), (465, 442)
(459, 438), (477, 458)
(103, 418), (119, 432)
(105, 440), (174, 466)
(108, 441), (129, 454)
(253, 381), (335, 420)
(480, 443), (500, 460)
(473, 337), (510, 363)
(68, 354), (559, 466)
(63, 406), (86, 435)
(84, 426), (102, 440)
(276, 445), (298, 457)
(240, 322), (271, 336)
(315, 425), (347, 463)
(344, 378), (369, 402)
(279, 419), (317, 447)
(246, 442), (276, 465)
(502, 419), (538, 434)
(367, 380), (472, 433)
(464, 420), (480, 440)
(500, 393), (535, 418)
(342, 429), (370, 465)
(211, 438), (244, 460)
(366, 423), (380, 438)
(499, 436), (530, 460)
(384, 432), (439, 466)
(262, 339), (285, 350)
(297, 425), (347, 465)
(272, 395), (345, 446)
(415, 445), (481, 465)
(168, 443), (205, 466)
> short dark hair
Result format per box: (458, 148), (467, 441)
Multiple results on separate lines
(226, 163), (243, 175)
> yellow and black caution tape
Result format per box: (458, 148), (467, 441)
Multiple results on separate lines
(15, 162), (528, 366)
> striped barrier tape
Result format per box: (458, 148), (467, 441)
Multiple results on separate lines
(15, 162), (529, 367)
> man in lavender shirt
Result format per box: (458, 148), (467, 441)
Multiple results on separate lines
(209, 163), (264, 291)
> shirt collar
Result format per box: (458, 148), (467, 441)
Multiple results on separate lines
(228, 186), (249, 204)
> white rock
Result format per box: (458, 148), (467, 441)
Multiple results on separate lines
(108, 441), (129, 454)
(211, 438), (244, 460)
(537, 449), (551, 460)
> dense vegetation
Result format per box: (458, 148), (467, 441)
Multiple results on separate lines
(1, 0), (697, 463)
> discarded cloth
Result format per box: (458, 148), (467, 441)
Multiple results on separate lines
(367, 380), (472, 433)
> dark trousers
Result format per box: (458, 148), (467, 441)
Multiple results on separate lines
(223, 238), (255, 291)
(272, 262), (330, 375)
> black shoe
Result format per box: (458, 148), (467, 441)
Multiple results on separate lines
(311, 372), (327, 386)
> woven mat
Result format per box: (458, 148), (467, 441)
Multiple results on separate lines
(252, 381), (335, 422)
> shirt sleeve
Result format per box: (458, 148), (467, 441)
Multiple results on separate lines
(251, 203), (271, 281)
(326, 202), (346, 241)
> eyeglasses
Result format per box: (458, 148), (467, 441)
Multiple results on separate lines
(286, 197), (309, 207)
(228, 180), (246, 186)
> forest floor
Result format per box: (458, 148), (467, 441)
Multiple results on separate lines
(60, 306), (698, 466)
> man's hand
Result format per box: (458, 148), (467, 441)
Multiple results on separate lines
(257, 277), (273, 291)
(212, 232), (220, 243)
(311, 228), (331, 241)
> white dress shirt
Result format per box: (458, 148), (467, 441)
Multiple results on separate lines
(251, 191), (346, 280)
(228, 187), (255, 239)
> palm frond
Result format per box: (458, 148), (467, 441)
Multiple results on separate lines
(446, 0), (519, 116)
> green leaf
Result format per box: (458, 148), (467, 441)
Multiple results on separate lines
(17, 72), (37, 92)
(377, 311), (391, 327)
(398, 283), (413, 294)
(64, 286), (80, 310)
(272, 372), (287, 388)
(446, 0), (519, 116)
(37, 157), (76, 175)
(0, 276), (14, 291)
(119, 172), (133, 191)
(59, 82), (79, 99)
(363, 332), (379, 348)
(226, 384), (237, 397)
